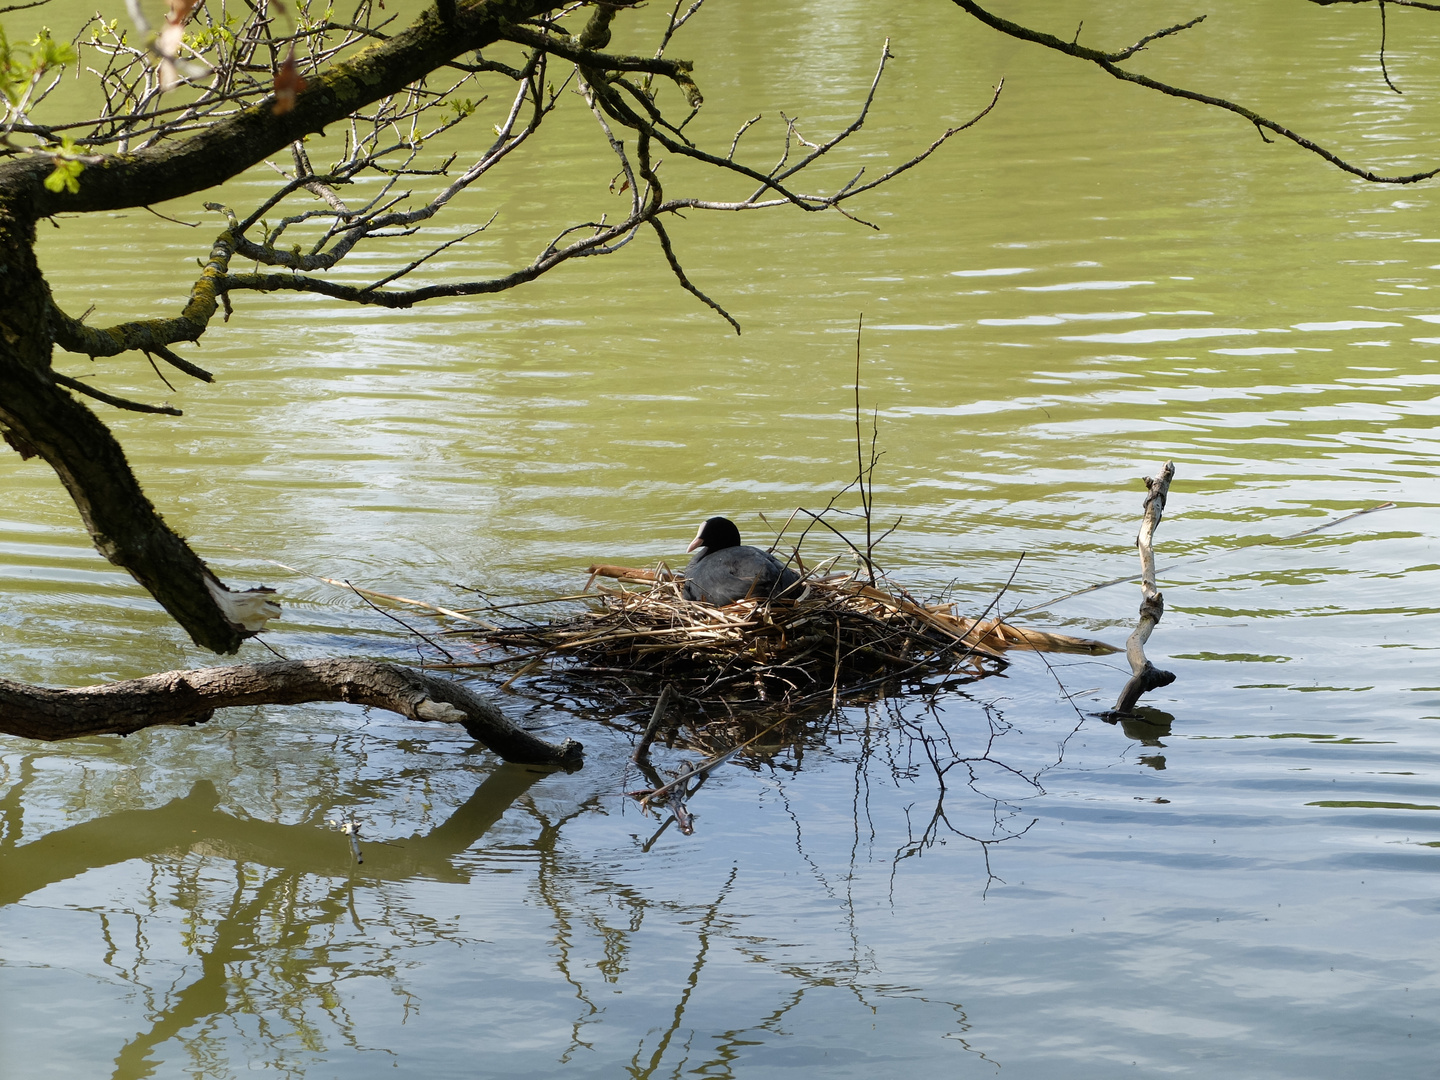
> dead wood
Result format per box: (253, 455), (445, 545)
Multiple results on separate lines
(585, 564), (1115, 655)
(450, 565), (1114, 717)
(1113, 462), (1178, 714)
(0, 658), (582, 766)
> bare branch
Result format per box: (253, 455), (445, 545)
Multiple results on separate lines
(1112, 15), (1206, 61)
(949, 0), (1440, 183)
(148, 345), (213, 383)
(50, 372), (181, 416)
(649, 217), (740, 333)
(499, 21), (701, 102)
(1309, 0), (1440, 10)
(1379, 0), (1402, 94)
(0, 658), (582, 765)
(360, 220), (494, 292)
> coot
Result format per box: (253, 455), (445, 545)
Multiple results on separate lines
(682, 516), (801, 606)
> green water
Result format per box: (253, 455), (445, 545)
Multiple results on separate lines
(5, 2), (1440, 1076)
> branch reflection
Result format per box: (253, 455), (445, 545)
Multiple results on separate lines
(0, 682), (1134, 1077)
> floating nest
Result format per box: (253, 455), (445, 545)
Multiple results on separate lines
(452, 562), (1114, 714)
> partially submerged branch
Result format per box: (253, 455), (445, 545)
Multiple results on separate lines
(1113, 462), (1177, 714)
(0, 657), (583, 766)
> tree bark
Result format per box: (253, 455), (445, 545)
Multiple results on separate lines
(0, 658), (583, 766)
(0, 198), (267, 651)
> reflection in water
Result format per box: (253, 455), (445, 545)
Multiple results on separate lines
(3, 764), (549, 1079)
(1108, 707), (1174, 768)
(0, 692), (1092, 1078)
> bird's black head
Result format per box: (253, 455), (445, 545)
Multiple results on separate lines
(688, 516), (742, 553)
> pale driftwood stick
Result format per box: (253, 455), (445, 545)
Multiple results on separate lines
(1114, 462), (1178, 713)
(0, 658), (582, 767)
(632, 683), (677, 764)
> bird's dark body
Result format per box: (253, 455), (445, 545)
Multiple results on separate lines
(682, 517), (801, 606)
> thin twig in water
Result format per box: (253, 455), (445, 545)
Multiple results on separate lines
(344, 579), (456, 662)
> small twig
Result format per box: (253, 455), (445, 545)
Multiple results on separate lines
(51, 371), (181, 415)
(649, 217), (740, 333)
(853, 313), (875, 585)
(1379, 0), (1402, 94)
(143, 351), (178, 392)
(950, 0), (1440, 184)
(142, 204), (201, 227)
(148, 344), (214, 383)
(344, 579), (456, 662)
(316, 572), (497, 627)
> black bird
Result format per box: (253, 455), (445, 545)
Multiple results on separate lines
(682, 516), (802, 606)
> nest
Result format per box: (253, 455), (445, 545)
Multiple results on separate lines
(455, 563), (1113, 713)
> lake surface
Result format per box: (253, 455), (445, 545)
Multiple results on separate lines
(4, 2), (1440, 1076)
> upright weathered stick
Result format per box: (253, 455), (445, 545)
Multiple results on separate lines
(1114, 462), (1177, 713)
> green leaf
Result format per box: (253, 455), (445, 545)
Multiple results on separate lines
(43, 158), (83, 194)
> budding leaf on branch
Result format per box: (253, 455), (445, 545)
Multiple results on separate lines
(0, 28), (77, 105)
(43, 136), (85, 194)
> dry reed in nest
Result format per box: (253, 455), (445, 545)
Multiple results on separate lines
(452, 563), (1114, 713)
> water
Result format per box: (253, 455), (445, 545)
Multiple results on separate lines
(5, 1), (1440, 1076)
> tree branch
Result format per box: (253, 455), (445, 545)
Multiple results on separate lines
(0, 657), (583, 765)
(50, 371), (181, 415)
(949, 0), (1440, 184)
(2, 0), (561, 215)
(1, 0), (990, 655)
(499, 21), (701, 104)
(0, 358), (268, 652)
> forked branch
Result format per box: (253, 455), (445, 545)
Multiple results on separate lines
(949, 0), (1440, 184)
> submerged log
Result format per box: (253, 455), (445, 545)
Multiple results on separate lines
(0, 658), (582, 766)
(1113, 462), (1178, 714)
